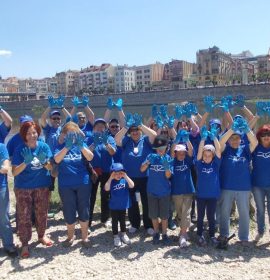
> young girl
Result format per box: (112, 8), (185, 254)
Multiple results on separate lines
(105, 163), (134, 247)
(171, 142), (195, 248)
(140, 135), (172, 245)
(196, 136), (221, 246)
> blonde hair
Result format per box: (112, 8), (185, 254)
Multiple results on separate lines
(61, 121), (81, 135)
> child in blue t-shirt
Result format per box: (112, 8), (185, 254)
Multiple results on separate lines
(195, 136), (221, 246)
(170, 141), (195, 248)
(105, 163), (134, 247)
(140, 135), (173, 245)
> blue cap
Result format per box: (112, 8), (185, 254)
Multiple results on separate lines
(50, 110), (61, 117)
(19, 115), (33, 123)
(110, 163), (126, 173)
(209, 118), (221, 126)
(232, 130), (243, 136)
(233, 114), (243, 120)
(94, 118), (107, 126)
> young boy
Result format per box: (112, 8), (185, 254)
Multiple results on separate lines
(171, 142), (195, 248)
(196, 136), (221, 246)
(140, 135), (172, 245)
(105, 163), (134, 247)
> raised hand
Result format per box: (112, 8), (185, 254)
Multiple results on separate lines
(232, 117), (250, 134)
(167, 116), (175, 129)
(107, 97), (114, 110)
(75, 133), (85, 149)
(161, 156), (172, 171)
(57, 95), (65, 108)
(147, 153), (159, 164)
(155, 115), (164, 129)
(133, 113), (142, 127)
(160, 104), (169, 120)
(21, 147), (34, 165)
(175, 105), (184, 120)
(36, 146), (48, 164)
(125, 113), (135, 128)
(152, 104), (158, 119)
(175, 129), (190, 143)
(82, 95), (89, 107)
(72, 96), (81, 108)
(235, 94), (245, 108)
(200, 125), (209, 140)
(209, 125), (219, 140)
(93, 132), (102, 146)
(100, 131), (109, 145)
(204, 96), (215, 113)
(115, 98), (123, 111)
(65, 132), (75, 150)
(48, 95), (57, 108)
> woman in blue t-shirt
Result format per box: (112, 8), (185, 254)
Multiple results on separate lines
(196, 136), (221, 246)
(0, 144), (17, 257)
(252, 124), (270, 242)
(219, 123), (258, 244)
(54, 121), (93, 248)
(12, 121), (53, 258)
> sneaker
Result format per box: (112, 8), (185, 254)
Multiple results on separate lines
(198, 236), (207, 247)
(114, 235), (122, 247)
(254, 233), (264, 242)
(152, 233), (160, 245)
(128, 226), (138, 234)
(4, 247), (18, 258)
(179, 235), (188, 248)
(147, 228), (155, 236)
(120, 233), (131, 245)
(103, 220), (112, 228)
(210, 237), (219, 246)
(162, 234), (171, 246)
(168, 220), (177, 231)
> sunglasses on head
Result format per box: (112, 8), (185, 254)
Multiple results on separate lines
(52, 117), (61, 120)
(110, 125), (119, 129)
(261, 132), (270, 137)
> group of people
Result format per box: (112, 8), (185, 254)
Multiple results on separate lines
(0, 94), (270, 258)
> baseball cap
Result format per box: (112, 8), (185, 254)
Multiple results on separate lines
(94, 118), (107, 126)
(203, 144), (216, 153)
(153, 135), (168, 149)
(174, 144), (187, 152)
(209, 118), (221, 126)
(50, 110), (61, 117)
(19, 115), (33, 124)
(111, 163), (126, 173)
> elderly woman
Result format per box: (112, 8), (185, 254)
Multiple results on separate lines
(115, 120), (157, 234)
(54, 122), (93, 247)
(219, 124), (258, 245)
(12, 121), (53, 258)
(252, 124), (270, 242)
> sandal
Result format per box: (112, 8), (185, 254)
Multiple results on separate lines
(21, 246), (30, 258)
(62, 237), (75, 248)
(39, 236), (54, 247)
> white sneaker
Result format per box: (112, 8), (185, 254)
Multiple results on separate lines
(103, 220), (112, 228)
(254, 233), (264, 242)
(121, 233), (131, 245)
(114, 235), (121, 247)
(147, 228), (155, 236)
(179, 235), (188, 248)
(128, 226), (138, 234)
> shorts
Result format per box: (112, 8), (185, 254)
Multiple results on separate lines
(147, 193), (170, 220)
(58, 184), (91, 224)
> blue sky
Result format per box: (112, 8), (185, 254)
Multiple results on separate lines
(1, 0), (270, 79)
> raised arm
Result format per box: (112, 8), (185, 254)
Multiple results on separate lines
(114, 127), (127, 147)
(140, 124), (157, 144)
(0, 109), (12, 128)
(197, 140), (205, 161)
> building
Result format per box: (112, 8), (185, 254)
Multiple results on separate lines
(163, 59), (194, 89)
(79, 64), (115, 94)
(55, 70), (79, 96)
(114, 65), (136, 93)
(135, 62), (164, 91)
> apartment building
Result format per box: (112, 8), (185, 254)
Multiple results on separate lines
(114, 65), (136, 92)
(55, 70), (79, 95)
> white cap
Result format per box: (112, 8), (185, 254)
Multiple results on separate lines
(203, 144), (216, 153)
(174, 144), (187, 152)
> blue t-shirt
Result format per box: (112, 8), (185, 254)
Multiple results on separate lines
(12, 141), (52, 189)
(195, 156), (221, 198)
(54, 143), (90, 188)
(0, 122), (11, 143)
(42, 124), (61, 151)
(252, 144), (270, 188)
(86, 135), (116, 173)
(220, 145), (252, 191)
(7, 133), (24, 158)
(171, 156), (195, 195)
(0, 144), (9, 189)
(146, 153), (172, 197)
(109, 178), (131, 210)
(189, 133), (201, 156)
(122, 135), (153, 178)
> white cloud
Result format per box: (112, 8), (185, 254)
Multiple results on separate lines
(0, 50), (12, 57)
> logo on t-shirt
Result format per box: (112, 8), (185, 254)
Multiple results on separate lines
(150, 165), (165, 172)
(30, 157), (43, 170)
(228, 155), (246, 162)
(257, 152), (270, 159)
(202, 167), (213, 174)
(175, 165), (188, 172)
(112, 183), (126, 191)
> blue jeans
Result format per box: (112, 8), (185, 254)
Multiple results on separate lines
(0, 187), (14, 250)
(219, 189), (250, 241)
(252, 187), (270, 235)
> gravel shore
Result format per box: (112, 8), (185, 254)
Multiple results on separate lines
(1, 210), (270, 280)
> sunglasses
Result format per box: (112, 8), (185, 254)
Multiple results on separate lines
(79, 116), (86, 120)
(110, 125), (119, 129)
(261, 133), (270, 137)
(51, 117), (61, 120)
